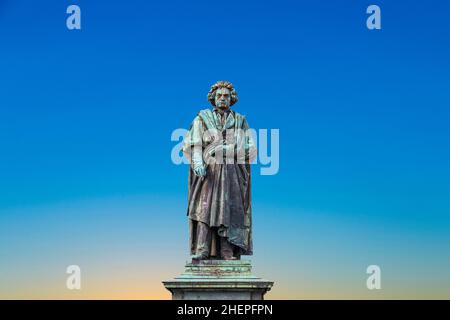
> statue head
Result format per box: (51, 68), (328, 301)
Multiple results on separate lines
(207, 81), (238, 110)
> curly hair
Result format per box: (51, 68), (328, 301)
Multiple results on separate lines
(207, 81), (239, 107)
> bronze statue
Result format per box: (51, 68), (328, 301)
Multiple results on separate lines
(183, 81), (256, 260)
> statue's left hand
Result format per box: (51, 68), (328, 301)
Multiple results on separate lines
(193, 164), (207, 177)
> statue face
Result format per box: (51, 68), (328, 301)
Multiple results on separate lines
(214, 87), (231, 110)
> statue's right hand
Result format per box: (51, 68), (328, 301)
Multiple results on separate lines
(193, 164), (207, 177)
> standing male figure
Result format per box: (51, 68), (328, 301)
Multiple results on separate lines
(183, 81), (256, 260)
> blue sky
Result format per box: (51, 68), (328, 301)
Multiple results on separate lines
(0, 0), (449, 298)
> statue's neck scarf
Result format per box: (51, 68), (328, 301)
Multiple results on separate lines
(199, 108), (236, 131)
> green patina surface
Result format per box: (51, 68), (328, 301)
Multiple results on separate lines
(163, 260), (273, 290)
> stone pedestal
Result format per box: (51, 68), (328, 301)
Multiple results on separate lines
(163, 259), (273, 300)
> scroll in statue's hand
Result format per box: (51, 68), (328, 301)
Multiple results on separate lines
(208, 144), (235, 157)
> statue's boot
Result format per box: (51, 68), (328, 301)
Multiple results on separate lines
(222, 256), (237, 260)
(220, 236), (237, 260)
(191, 252), (209, 260)
(192, 246), (209, 260)
(192, 221), (211, 261)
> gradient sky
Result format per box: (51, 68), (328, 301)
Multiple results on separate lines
(0, 0), (449, 299)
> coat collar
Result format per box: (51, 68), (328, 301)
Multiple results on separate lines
(213, 108), (235, 130)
